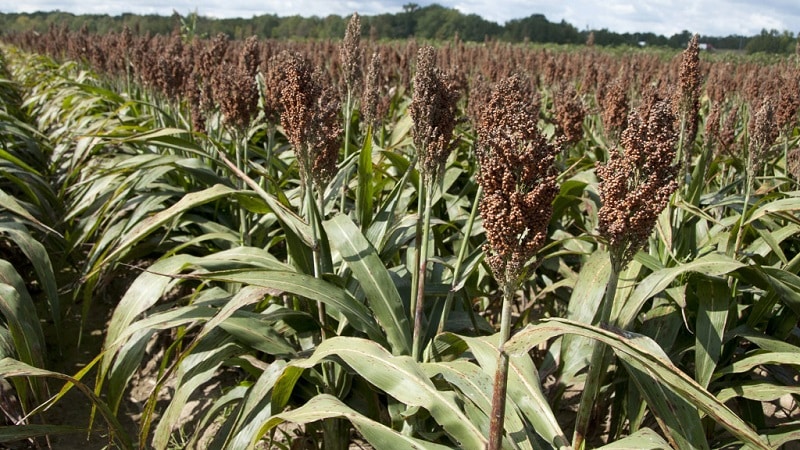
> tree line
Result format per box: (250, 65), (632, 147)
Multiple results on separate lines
(1, 4), (797, 53)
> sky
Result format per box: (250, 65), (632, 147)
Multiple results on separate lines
(4, 0), (800, 37)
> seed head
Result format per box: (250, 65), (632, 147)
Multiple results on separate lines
(748, 98), (779, 174)
(475, 74), (559, 284)
(212, 64), (258, 130)
(775, 71), (800, 131)
(340, 13), (363, 93)
(675, 34), (702, 158)
(361, 51), (386, 127)
(600, 76), (629, 138)
(597, 96), (679, 272)
(410, 46), (461, 183)
(554, 84), (586, 144)
(276, 51), (342, 189)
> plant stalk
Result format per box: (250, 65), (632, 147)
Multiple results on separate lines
(572, 266), (621, 450)
(488, 275), (515, 450)
(412, 179), (434, 361)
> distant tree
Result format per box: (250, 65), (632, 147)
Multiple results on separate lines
(746, 29), (796, 54)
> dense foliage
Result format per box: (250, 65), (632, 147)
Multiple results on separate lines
(0, 18), (799, 449)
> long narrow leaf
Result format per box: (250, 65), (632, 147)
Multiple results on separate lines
(324, 214), (412, 355)
(506, 318), (769, 449)
(287, 336), (486, 448)
(258, 394), (452, 450)
(0, 358), (132, 449)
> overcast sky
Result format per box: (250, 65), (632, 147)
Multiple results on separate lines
(4, 0), (799, 37)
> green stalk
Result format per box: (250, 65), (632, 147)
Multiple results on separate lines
(487, 274), (515, 450)
(572, 266), (621, 450)
(237, 130), (250, 246)
(304, 172), (327, 338)
(409, 162), (425, 348)
(412, 178), (434, 361)
(437, 183), (482, 334)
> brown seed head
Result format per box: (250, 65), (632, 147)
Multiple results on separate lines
(212, 64), (258, 130)
(597, 96), (679, 272)
(600, 75), (629, 138)
(775, 70), (800, 131)
(554, 84), (586, 144)
(675, 34), (702, 154)
(475, 74), (559, 284)
(276, 51), (342, 188)
(410, 46), (461, 183)
(340, 13), (363, 92)
(240, 36), (261, 78)
(748, 98), (779, 174)
(361, 51), (384, 127)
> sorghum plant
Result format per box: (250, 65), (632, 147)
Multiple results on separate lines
(599, 75), (629, 141)
(575, 95), (679, 448)
(339, 12), (362, 162)
(277, 51), (342, 197)
(474, 73), (559, 450)
(675, 35), (701, 165)
(553, 83), (587, 146)
(408, 45), (461, 360)
(747, 98), (779, 178)
(598, 96), (680, 273)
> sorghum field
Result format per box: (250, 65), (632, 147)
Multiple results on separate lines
(1, 14), (800, 450)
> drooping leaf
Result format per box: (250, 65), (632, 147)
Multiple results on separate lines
(324, 214), (412, 355)
(506, 318), (769, 449)
(619, 253), (745, 328)
(284, 336), (486, 448)
(0, 358), (132, 449)
(258, 394), (452, 450)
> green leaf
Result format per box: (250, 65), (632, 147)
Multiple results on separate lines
(93, 184), (239, 271)
(219, 313), (296, 356)
(623, 357), (708, 449)
(596, 427), (671, 449)
(324, 214), (412, 355)
(0, 424), (85, 442)
(194, 268), (386, 345)
(714, 351), (800, 378)
(456, 335), (570, 449)
(152, 334), (241, 449)
(423, 360), (534, 450)
(695, 276), (729, 388)
(0, 358), (132, 449)
(101, 255), (194, 375)
(716, 382), (800, 403)
(258, 394), (452, 450)
(506, 318), (769, 450)
(0, 263), (47, 380)
(745, 197), (800, 224)
(288, 336), (486, 448)
(561, 250), (611, 382)
(356, 129), (374, 230)
(0, 188), (61, 236)
(0, 223), (61, 337)
(226, 361), (287, 450)
(619, 253), (744, 328)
